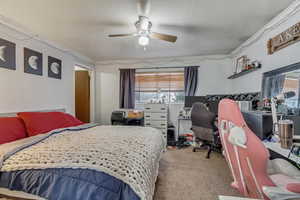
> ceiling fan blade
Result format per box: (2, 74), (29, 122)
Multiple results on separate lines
(150, 32), (178, 43)
(108, 33), (135, 37)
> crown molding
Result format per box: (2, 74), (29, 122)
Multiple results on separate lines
(96, 54), (231, 68)
(230, 0), (300, 57)
(0, 14), (95, 67)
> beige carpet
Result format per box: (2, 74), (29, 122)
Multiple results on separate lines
(153, 147), (240, 200)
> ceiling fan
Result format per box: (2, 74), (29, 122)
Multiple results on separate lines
(108, 0), (177, 47)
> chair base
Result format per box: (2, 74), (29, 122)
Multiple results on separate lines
(193, 142), (221, 159)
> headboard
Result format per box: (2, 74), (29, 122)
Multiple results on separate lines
(0, 108), (66, 118)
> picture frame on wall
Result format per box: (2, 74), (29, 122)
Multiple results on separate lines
(235, 55), (247, 74)
(0, 38), (16, 70)
(24, 48), (43, 76)
(48, 56), (62, 79)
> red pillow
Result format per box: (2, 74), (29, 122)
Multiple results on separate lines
(0, 117), (27, 145)
(17, 112), (84, 136)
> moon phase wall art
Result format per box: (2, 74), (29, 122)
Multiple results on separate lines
(0, 38), (16, 70)
(24, 47), (43, 76)
(0, 37), (63, 80)
(48, 56), (62, 79)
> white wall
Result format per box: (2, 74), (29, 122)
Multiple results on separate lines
(95, 71), (119, 124)
(95, 55), (232, 125)
(230, 1), (300, 93)
(196, 58), (233, 95)
(0, 23), (94, 114)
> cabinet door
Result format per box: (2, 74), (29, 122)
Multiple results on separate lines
(75, 71), (90, 123)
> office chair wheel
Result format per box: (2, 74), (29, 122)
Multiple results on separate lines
(206, 147), (212, 159)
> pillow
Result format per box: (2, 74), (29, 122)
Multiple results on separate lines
(18, 112), (84, 137)
(0, 117), (27, 145)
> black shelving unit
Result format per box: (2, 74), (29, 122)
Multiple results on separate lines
(228, 67), (261, 79)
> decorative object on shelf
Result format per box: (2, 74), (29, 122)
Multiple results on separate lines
(235, 55), (247, 74)
(48, 56), (62, 79)
(24, 48), (43, 76)
(251, 60), (261, 68)
(0, 38), (16, 70)
(268, 22), (300, 55)
(229, 57), (261, 79)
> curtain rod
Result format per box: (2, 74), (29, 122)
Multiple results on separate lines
(119, 66), (199, 70)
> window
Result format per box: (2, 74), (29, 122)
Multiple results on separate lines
(135, 71), (184, 104)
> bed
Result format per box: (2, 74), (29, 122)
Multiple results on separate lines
(0, 110), (165, 200)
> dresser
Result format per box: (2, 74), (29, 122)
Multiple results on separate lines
(144, 103), (168, 140)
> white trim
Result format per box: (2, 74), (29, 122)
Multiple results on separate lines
(246, 157), (264, 199)
(234, 145), (248, 196)
(96, 55), (231, 68)
(220, 120), (238, 184)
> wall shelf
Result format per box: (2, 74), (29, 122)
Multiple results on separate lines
(227, 67), (261, 79)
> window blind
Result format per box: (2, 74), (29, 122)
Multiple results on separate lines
(135, 71), (184, 92)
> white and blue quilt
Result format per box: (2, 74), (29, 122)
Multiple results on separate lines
(0, 124), (165, 200)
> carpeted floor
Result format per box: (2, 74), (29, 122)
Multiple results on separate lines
(153, 147), (240, 200)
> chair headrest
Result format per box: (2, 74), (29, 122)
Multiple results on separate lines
(229, 126), (247, 148)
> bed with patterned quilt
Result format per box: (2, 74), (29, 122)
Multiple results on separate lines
(0, 112), (165, 200)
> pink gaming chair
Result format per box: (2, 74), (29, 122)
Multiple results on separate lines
(218, 99), (300, 200)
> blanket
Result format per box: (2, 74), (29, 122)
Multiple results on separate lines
(0, 124), (166, 200)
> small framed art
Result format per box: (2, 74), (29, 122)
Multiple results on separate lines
(24, 48), (43, 76)
(48, 56), (62, 79)
(0, 38), (16, 70)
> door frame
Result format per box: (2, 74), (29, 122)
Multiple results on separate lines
(74, 64), (95, 122)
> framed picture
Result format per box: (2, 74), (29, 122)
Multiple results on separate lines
(48, 56), (62, 79)
(24, 48), (43, 76)
(235, 56), (247, 74)
(0, 38), (16, 70)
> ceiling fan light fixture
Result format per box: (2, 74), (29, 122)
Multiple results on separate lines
(138, 36), (149, 46)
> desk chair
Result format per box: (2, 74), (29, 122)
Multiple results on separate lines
(191, 102), (221, 158)
(218, 99), (300, 200)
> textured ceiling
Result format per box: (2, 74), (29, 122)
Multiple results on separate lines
(0, 0), (294, 61)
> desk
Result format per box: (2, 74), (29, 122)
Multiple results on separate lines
(264, 142), (300, 167)
(177, 117), (191, 140)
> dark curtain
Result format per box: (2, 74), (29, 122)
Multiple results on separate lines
(184, 66), (199, 96)
(119, 69), (136, 109)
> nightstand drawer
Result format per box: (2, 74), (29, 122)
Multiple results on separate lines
(144, 104), (167, 113)
(144, 112), (168, 120)
(144, 120), (167, 129)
